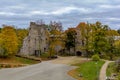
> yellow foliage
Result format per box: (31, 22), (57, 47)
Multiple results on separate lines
(16, 29), (28, 48)
(114, 40), (120, 48)
(1, 26), (18, 56)
(49, 29), (64, 54)
(107, 30), (119, 36)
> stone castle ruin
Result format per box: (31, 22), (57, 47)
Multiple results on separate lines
(19, 21), (87, 56)
(19, 21), (62, 56)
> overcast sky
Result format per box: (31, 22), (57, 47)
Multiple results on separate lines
(0, 0), (120, 30)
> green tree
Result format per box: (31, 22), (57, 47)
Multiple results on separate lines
(106, 29), (119, 60)
(0, 28), (1, 33)
(91, 22), (108, 55)
(65, 28), (77, 55)
(114, 40), (120, 56)
(117, 28), (120, 34)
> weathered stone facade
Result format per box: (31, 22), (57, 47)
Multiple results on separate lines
(19, 21), (87, 56)
(19, 21), (63, 56)
(19, 22), (49, 56)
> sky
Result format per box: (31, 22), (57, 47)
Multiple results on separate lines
(0, 0), (120, 30)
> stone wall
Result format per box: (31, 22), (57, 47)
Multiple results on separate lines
(19, 22), (49, 56)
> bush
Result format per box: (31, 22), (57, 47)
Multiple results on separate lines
(117, 73), (120, 80)
(100, 53), (109, 60)
(115, 59), (120, 72)
(92, 54), (100, 61)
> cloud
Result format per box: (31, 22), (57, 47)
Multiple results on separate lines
(51, 7), (77, 15)
(1, 6), (89, 16)
(82, 17), (120, 21)
(30, 6), (90, 15)
(30, 11), (49, 15)
(8, 5), (25, 9)
(51, 7), (89, 15)
(99, 4), (120, 9)
(0, 12), (15, 16)
(107, 18), (120, 21)
(0, 0), (120, 30)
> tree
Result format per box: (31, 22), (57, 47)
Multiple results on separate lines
(117, 28), (120, 34)
(114, 40), (120, 56)
(16, 29), (28, 49)
(0, 28), (1, 33)
(106, 29), (119, 60)
(0, 26), (18, 57)
(90, 22), (109, 55)
(49, 29), (63, 56)
(65, 28), (77, 55)
(76, 22), (91, 56)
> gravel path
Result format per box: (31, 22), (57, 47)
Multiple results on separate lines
(99, 61), (114, 80)
(51, 56), (89, 65)
(0, 61), (75, 80)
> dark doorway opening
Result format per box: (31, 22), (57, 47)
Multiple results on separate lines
(76, 51), (82, 56)
(35, 50), (41, 56)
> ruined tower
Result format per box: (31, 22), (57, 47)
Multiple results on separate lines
(19, 22), (49, 56)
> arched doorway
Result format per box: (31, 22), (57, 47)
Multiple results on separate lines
(76, 51), (82, 56)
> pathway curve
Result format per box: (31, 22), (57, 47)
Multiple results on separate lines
(0, 56), (88, 80)
(99, 60), (114, 80)
(0, 60), (75, 80)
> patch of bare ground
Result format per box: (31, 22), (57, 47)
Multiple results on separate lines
(0, 57), (21, 64)
(68, 69), (84, 80)
(51, 56), (90, 65)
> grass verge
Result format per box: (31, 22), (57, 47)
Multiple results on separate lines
(0, 56), (39, 65)
(106, 62), (120, 79)
(69, 60), (105, 80)
(106, 62), (115, 76)
(15, 57), (39, 64)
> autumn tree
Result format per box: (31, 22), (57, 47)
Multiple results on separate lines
(0, 26), (18, 57)
(16, 28), (28, 49)
(65, 28), (77, 55)
(76, 22), (91, 56)
(49, 29), (63, 57)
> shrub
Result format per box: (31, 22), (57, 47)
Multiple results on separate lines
(117, 73), (120, 80)
(92, 54), (100, 61)
(100, 53), (109, 60)
(115, 59), (120, 72)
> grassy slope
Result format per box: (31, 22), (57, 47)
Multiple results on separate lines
(15, 57), (39, 64)
(70, 60), (105, 80)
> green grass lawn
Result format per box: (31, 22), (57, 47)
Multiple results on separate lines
(15, 57), (39, 64)
(72, 60), (105, 80)
(106, 62), (115, 76)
